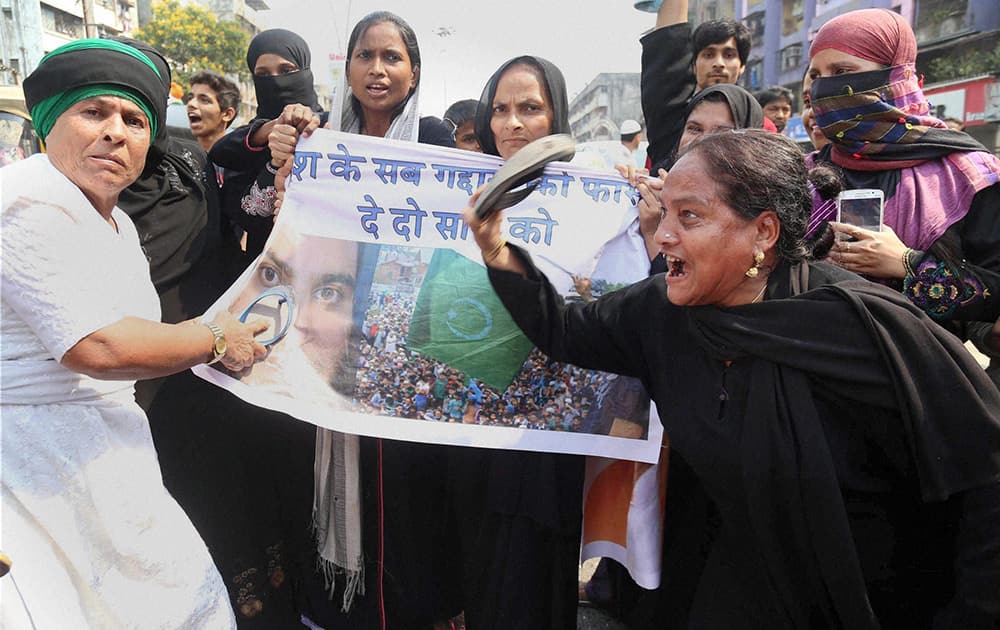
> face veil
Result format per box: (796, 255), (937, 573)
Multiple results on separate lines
(246, 29), (320, 120)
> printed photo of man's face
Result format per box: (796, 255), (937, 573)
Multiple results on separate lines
(226, 224), (359, 397)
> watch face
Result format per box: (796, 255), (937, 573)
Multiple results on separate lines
(214, 336), (227, 355)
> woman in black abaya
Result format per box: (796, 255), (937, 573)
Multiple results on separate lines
(446, 55), (585, 630)
(209, 28), (327, 260)
(465, 129), (1000, 629)
(232, 14), (462, 630)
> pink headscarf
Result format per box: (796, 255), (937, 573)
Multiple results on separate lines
(810, 9), (916, 66)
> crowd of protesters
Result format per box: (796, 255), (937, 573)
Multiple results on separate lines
(352, 288), (632, 435)
(2, 2), (998, 630)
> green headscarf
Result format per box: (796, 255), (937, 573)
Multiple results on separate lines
(31, 85), (158, 143)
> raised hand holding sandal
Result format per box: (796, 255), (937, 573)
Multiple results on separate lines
(473, 134), (576, 220)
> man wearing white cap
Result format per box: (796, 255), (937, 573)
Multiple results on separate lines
(617, 119), (643, 166)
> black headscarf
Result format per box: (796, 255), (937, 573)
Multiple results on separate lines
(114, 39), (227, 319)
(113, 37), (171, 175)
(685, 83), (764, 130)
(247, 29), (320, 120)
(23, 38), (167, 143)
(474, 55), (570, 157)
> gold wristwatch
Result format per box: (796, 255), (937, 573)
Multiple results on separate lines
(204, 322), (227, 365)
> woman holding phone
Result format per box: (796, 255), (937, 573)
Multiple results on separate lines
(805, 9), (1000, 342)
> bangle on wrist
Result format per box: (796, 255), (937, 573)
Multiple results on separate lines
(484, 239), (507, 264)
(901, 247), (916, 278)
(265, 161), (280, 175)
(245, 119), (268, 151)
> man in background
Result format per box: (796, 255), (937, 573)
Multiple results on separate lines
(756, 85), (794, 133)
(691, 19), (750, 91)
(640, 0), (751, 172)
(185, 70), (240, 153)
(619, 119), (643, 163)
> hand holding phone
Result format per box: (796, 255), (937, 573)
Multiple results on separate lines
(836, 189), (884, 233)
(829, 187), (909, 279)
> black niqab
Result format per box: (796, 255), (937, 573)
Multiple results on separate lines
(473, 55), (570, 157)
(246, 29), (320, 120)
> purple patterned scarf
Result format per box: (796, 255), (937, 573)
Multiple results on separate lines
(806, 65), (1000, 249)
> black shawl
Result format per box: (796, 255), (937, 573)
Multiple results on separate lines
(473, 55), (570, 157)
(687, 269), (1000, 629)
(111, 41), (222, 316)
(489, 248), (1000, 627)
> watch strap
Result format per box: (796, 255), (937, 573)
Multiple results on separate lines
(204, 322), (226, 365)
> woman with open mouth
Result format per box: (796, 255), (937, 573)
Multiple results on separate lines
(464, 128), (1000, 629)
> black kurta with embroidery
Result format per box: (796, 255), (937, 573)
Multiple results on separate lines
(489, 246), (1000, 629)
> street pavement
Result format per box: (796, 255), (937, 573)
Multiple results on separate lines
(578, 604), (628, 629)
(578, 558), (628, 630)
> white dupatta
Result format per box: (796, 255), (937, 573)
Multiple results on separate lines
(312, 84), (422, 612)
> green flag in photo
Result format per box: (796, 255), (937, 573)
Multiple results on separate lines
(407, 248), (534, 390)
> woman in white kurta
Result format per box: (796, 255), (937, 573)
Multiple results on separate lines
(1, 38), (267, 628)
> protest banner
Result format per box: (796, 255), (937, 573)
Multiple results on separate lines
(194, 127), (663, 461)
(192, 128), (668, 586)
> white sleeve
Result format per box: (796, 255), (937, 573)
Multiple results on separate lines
(1, 199), (125, 361)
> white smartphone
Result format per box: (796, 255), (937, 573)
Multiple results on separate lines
(836, 189), (884, 232)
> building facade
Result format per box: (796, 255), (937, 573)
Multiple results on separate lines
(568, 72), (643, 143)
(1, 0), (139, 85)
(135, 0), (267, 35)
(722, 0), (1000, 150)
(0, 0), (273, 87)
(739, 0), (921, 98)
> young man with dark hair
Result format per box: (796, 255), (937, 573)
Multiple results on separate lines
(691, 20), (751, 89)
(184, 70), (240, 152)
(756, 85), (794, 133)
(640, 0), (751, 172)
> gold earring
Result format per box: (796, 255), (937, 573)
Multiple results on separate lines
(745, 251), (765, 278)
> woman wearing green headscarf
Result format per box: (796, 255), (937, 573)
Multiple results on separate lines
(1, 39), (267, 628)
